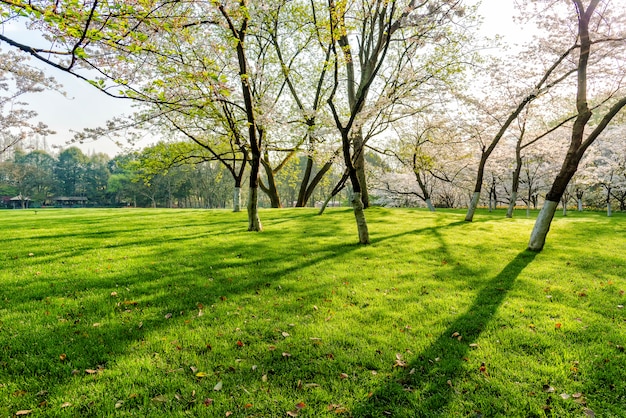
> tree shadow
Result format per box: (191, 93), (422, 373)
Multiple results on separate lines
(350, 250), (538, 417)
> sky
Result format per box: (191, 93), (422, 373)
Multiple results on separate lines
(5, 0), (529, 157)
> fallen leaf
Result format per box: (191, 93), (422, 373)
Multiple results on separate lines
(92, 323), (101, 327)
(543, 384), (555, 393)
(282, 332), (290, 337)
(469, 343), (479, 348)
(296, 402), (306, 409)
(304, 383), (319, 388)
(151, 395), (167, 403)
(15, 410), (32, 416)
(237, 340), (244, 347)
(85, 369), (98, 374)
(59, 353), (67, 362)
(213, 381), (223, 391)
(287, 411), (299, 417)
(115, 400), (124, 408)
(195, 372), (209, 377)
(262, 374), (268, 382)
(165, 313), (173, 319)
(282, 352), (292, 357)
(555, 323), (562, 329)
(340, 373), (349, 379)
(190, 366), (198, 373)
(225, 412), (233, 417)
(451, 332), (460, 338)
(560, 393), (571, 400)
(110, 292), (118, 297)
(244, 403), (253, 408)
(583, 408), (595, 417)
(572, 393), (583, 398)
(203, 398), (213, 406)
(12, 390), (27, 397)
(61, 402), (71, 408)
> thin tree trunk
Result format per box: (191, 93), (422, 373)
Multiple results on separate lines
(607, 201), (612, 217)
(233, 186), (241, 212)
(353, 130), (369, 208)
(577, 198), (583, 211)
(506, 191), (517, 218)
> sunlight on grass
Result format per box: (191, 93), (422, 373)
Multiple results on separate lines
(0, 208), (625, 417)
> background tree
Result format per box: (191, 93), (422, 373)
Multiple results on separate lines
(528, 0), (626, 251)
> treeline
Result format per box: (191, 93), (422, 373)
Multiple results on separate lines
(0, 144), (350, 209)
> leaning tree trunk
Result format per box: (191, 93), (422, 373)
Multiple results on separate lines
(528, 200), (559, 251)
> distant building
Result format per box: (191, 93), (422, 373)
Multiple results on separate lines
(52, 196), (88, 207)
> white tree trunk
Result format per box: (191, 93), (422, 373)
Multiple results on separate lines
(425, 198), (435, 212)
(607, 201), (612, 217)
(352, 192), (369, 244)
(506, 191), (517, 218)
(577, 198), (583, 212)
(528, 200), (559, 252)
(247, 187), (262, 232)
(465, 192), (480, 222)
(562, 202), (567, 217)
(233, 187), (241, 213)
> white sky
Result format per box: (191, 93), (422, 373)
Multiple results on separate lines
(7, 0), (529, 157)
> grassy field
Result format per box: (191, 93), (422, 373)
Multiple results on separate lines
(0, 207), (625, 417)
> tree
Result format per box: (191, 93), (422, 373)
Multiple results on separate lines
(0, 50), (55, 158)
(528, 0), (626, 251)
(54, 147), (88, 197)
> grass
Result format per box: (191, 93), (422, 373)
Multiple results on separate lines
(0, 207), (625, 417)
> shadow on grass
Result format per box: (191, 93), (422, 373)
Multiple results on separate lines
(350, 250), (538, 417)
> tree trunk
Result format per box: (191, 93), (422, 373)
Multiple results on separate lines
(465, 192), (480, 222)
(260, 157), (282, 208)
(577, 198), (583, 211)
(506, 191), (517, 218)
(247, 186), (262, 232)
(425, 197), (435, 212)
(233, 186), (241, 212)
(353, 130), (369, 209)
(528, 200), (559, 251)
(296, 159), (334, 207)
(607, 201), (612, 217)
(352, 191), (369, 244)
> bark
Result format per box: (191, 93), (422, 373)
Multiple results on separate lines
(247, 186), (262, 232)
(528, 200), (559, 251)
(425, 197), (435, 212)
(506, 191), (517, 218)
(607, 201), (612, 217)
(352, 191), (370, 244)
(233, 186), (241, 212)
(577, 198), (583, 212)
(260, 157), (282, 208)
(465, 192), (481, 222)
(353, 129), (369, 208)
(296, 158), (334, 207)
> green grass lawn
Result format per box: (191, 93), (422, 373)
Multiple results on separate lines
(1, 207), (625, 417)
